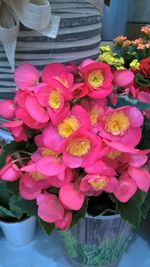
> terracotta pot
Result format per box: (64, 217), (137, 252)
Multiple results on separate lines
(60, 214), (134, 267)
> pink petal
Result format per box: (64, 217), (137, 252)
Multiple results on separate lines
(104, 177), (119, 193)
(14, 64), (40, 90)
(85, 160), (116, 176)
(25, 95), (49, 123)
(71, 104), (91, 130)
(0, 100), (16, 120)
(36, 157), (66, 176)
(138, 92), (150, 104)
(103, 139), (138, 154)
(34, 134), (45, 147)
(114, 177), (137, 203)
(125, 107), (144, 128)
(37, 193), (64, 223)
(121, 128), (142, 147)
(63, 151), (83, 168)
(34, 83), (50, 106)
(43, 124), (66, 153)
(19, 174), (48, 200)
(55, 211), (72, 230)
(0, 163), (21, 181)
(130, 154), (148, 168)
(128, 167), (150, 192)
(59, 183), (85, 210)
(114, 69), (134, 87)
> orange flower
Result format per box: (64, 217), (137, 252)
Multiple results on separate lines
(141, 26), (150, 35)
(113, 35), (127, 45)
(132, 38), (143, 46)
(123, 40), (132, 47)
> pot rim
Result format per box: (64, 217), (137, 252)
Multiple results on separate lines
(86, 213), (120, 220)
(0, 216), (36, 226)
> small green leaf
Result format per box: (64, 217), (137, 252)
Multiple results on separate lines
(116, 199), (141, 229)
(0, 205), (17, 219)
(141, 191), (150, 219)
(112, 95), (150, 110)
(9, 195), (37, 217)
(39, 219), (55, 235)
(6, 181), (19, 195)
(0, 180), (12, 208)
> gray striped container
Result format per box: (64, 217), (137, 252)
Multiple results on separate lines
(0, 0), (103, 99)
(60, 214), (134, 267)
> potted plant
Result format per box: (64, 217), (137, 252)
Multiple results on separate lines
(0, 26), (149, 265)
(0, 142), (37, 247)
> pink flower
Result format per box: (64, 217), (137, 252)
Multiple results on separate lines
(42, 105), (91, 153)
(114, 175), (137, 203)
(128, 167), (150, 192)
(16, 107), (47, 130)
(35, 83), (70, 125)
(114, 167), (150, 203)
(59, 183), (85, 211)
(114, 69), (134, 88)
(19, 172), (50, 200)
(80, 174), (118, 196)
(0, 162), (21, 181)
(25, 95), (49, 123)
(1, 120), (28, 142)
(37, 193), (65, 223)
(63, 131), (102, 168)
(81, 61), (113, 98)
(98, 106), (143, 147)
(0, 100), (16, 120)
(55, 211), (72, 230)
(80, 98), (106, 133)
(71, 83), (89, 99)
(42, 62), (74, 90)
(14, 64), (40, 91)
(84, 159), (116, 176)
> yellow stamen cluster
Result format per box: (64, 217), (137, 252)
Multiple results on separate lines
(105, 111), (130, 136)
(87, 70), (104, 89)
(107, 150), (122, 160)
(30, 172), (44, 181)
(58, 116), (80, 138)
(66, 138), (91, 157)
(41, 148), (59, 158)
(89, 106), (99, 125)
(88, 176), (108, 190)
(49, 90), (60, 110)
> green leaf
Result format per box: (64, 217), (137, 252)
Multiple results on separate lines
(116, 199), (141, 229)
(71, 198), (88, 227)
(138, 121), (150, 149)
(141, 191), (150, 219)
(39, 219), (55, 235)
(112, 95), (150, 110)
(9, 195), (37, 217)
(0, 142), (17, 168)
(6, 181), (19, 195)
(0, 205), (17, 219)
(0, 180), (12, 208)
(109, 191), (147, 229)
(135, 73), (150, 86)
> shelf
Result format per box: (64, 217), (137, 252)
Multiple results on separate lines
(0, 225), (150, 267)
